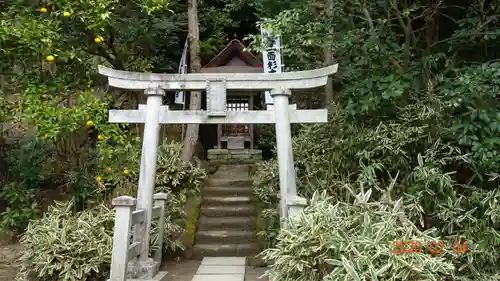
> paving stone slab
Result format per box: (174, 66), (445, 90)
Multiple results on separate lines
(201, 257), (246, 266)
(192, 274), (244, 281)
(196, 265), (245, 275)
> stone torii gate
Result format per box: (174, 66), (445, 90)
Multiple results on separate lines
(98, 64), (338, 280)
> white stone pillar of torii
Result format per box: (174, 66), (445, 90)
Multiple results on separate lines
(98, 64), (338, 265)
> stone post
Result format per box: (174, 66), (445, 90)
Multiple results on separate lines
(153, 192), (167, 263)
(135, 87), (164, 262)
(270, 88), (298, 225)
(110, 196), (136, 281)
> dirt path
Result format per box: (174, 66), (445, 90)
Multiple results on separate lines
(0, 240), (22, 281)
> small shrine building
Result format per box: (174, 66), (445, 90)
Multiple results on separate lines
(198, 39), (264, 163)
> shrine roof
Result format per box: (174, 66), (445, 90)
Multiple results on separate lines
(202, 39), (263, 73)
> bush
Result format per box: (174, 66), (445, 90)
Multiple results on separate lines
(18, 201), (114, 281)
(17, 138), (207, 281)
(0, 138), (50, 232)
(262, 191), (456, 281)
(254, 96), (500, 279)
(95, 139), (206, 254)
(96, 138), (206, 203)
(253, 160), (280, 248)
(0, 182), (39, 233)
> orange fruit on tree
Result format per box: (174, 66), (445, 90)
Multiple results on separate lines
(63, 11), (71, 17)
(85, 120), (94, 127)
(94, 36), (104, 44)
(97, 134), (104, 141)
(40, 7), (48, 13)
(45, 55), (55, 62)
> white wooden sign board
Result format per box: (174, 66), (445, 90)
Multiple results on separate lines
(174, 39), (189, 105)
(261, 26), (283, 106)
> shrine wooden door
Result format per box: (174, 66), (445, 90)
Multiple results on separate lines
(217, 94), (254, 149)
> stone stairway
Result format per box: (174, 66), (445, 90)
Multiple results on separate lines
(193, 164), (259, 258)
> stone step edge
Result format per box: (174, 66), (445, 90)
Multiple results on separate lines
(197, 216), (256, 229)
(196, 230), (257, 238)
(192, 243), (260, 255)
(202, 196), (254, 204)
(199, 206), (256, 217)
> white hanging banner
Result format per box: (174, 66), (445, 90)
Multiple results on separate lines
(174, 92), (184, 105)
(175, 39), (189, 105)
(261, 26), (283, 106)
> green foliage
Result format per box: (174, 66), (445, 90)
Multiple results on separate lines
(96, 138), (206, 202)
(252, 0), (500, 280)
(15, 136), (207, 280)
(262, 192), (456, 281)
(255, 101), (500, 279)
(18, 201), (114, 281)
(0, 138), (51, 232)
(0, 182), (39, 233)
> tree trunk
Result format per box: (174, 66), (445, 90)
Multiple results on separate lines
(323, 46), (334, 105)
(180, 0), (202, 162)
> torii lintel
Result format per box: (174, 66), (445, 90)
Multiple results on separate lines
(97, 64), (339, 90)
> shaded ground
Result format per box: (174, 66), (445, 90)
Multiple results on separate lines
(0, 239), (22, 281)
(245, 266), (268, 281)
(162, 258), (202, 281)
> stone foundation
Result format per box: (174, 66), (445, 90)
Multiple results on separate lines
(207, 149), (262, 164)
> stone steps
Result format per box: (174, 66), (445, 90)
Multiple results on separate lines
(207, 178), (253, 187)
(200, 205), (255, 217)
(203, 196), (253, 205)
(196, 230), (256, 243)
(197, 216), (256, 231)
(192, 243), (260, 258)
(203, 186), (254, 197)
(193, 164), (259, 258)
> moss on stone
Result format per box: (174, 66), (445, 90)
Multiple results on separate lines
(181, 195), (201, 258)
(255, 201), (267, 250)
(251, 201), (269, 267)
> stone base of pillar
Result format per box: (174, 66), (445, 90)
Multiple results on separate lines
(207, 149), (262, 164)
(287, 196), (307, 219)
(108, 271), (168, 281)
(127, 258), (160, 279)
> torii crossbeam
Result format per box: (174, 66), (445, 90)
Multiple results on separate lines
(98, 65), (337, 90)
(109, 106), (327, 124)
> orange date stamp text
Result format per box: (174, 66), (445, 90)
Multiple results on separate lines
(392, 240), (468, 256)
